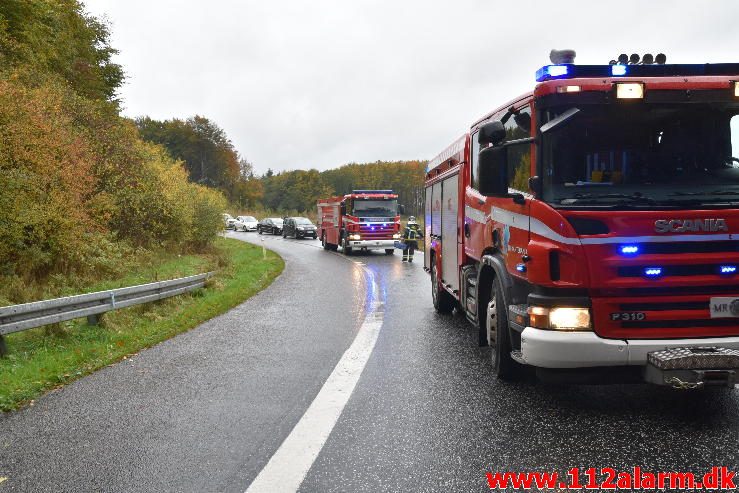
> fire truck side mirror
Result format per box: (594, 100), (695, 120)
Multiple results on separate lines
(478, 121), (506, 147)
(478, 146), (508, 197)
(399, 204), (405, 215)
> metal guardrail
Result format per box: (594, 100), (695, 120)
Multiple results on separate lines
(0, 272), (213, 355)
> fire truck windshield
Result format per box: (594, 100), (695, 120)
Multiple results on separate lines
(541, 103), (739, 208)
(352, 199), (398, 217)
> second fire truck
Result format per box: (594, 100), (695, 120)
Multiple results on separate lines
(425, 51), (739, 388)
(318, 190), (402, 255)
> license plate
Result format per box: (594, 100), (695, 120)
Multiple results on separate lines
(710, 297), (739, 318)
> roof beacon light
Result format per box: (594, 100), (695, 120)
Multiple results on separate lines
(644, 267), (663, 277)
(611, 65), (628, 76)
(549, 49), (576, 64)
(616, 82), (644, 99)
(720, 265), (737, 274)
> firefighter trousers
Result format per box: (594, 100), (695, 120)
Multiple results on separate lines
(402, 241), (417, 262)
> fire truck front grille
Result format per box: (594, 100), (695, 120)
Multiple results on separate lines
(359, 225), (394, 239)
(630, 241), (739, 255)
(593, 291), (739, 338)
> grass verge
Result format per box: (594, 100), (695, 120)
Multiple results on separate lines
(0, 237), (283, 412)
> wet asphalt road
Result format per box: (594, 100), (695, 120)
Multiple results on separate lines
(2, 231), (739, 492)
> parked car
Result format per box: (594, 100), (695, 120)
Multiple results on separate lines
(257, 217), (284, 235)
(223, 213), (237, 230)
(283, 217), (318, 239)
(236, 215), (258, 232)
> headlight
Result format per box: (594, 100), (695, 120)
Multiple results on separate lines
(297, 227), (304, 230)
(528, 306), (591, 331)
(349, 234), (361, 240)
(393, 233), (401, 239)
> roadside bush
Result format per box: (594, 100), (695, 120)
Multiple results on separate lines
(0, 76), (96, 278)
(191, 185), (227, 248)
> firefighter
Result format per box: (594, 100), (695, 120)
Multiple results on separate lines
(402, 216), (422, 262)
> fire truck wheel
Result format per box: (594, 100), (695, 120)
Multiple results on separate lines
(322, 234), (329, 250)
(343, 238), (353, 255)
(486, 278), (521, 380)
(385, 249), (394, 255)
(431, 257), (455, 313)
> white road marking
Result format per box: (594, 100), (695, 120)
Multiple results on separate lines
(245, 261), (384, 493)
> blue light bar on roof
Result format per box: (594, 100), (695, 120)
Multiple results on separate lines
(611, 64), (628, 76)
(535, 64), (570, 82)
(535, 62), (739, 82)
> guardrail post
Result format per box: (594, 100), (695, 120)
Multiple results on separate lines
(0, 335), (7, 357)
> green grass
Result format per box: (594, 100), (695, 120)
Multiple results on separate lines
(0, 237), (284, 412)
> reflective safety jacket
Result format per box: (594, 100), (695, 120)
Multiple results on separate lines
(403, 224), (421, 241)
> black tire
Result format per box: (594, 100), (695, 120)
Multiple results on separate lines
(485, 277), (522, 380)
(258, 228), (262, 235)
(322, 234), (330, 250)
(385, 249), (394, 255)
(430, 256), (455, 313)
(343, 237), (353, 255)
(313, 235), (317, 240)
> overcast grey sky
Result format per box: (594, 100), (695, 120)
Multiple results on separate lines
(84, 0), (739, 175)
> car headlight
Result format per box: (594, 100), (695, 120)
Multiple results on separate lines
(528, 306), (591, 331)
(349, 234), (361, 240)
(393, 233), (401, 239)
(297, 227), (304, 230)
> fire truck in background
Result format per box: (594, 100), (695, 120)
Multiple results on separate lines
(318, 190), (402, 255)
(425, 50), (739, 388)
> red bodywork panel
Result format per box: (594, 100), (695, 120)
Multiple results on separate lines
(425, 72), (739, 340)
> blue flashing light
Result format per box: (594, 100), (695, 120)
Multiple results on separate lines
(619, 245), (639, 255)
(644, 267), (663, 277)
(535, 64), (570, 82)
(611, 64), (628, 76)
(720, 265), (737, 274)
(516, 263), (527, 273)
(534, 62), (739, 83)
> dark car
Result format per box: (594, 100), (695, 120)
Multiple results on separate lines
(283, 217), (318, 239)
(257, 217), (283, 235)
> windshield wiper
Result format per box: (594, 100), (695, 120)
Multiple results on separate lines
(669, 190), (739, 197)
(558, 193), (657, 206)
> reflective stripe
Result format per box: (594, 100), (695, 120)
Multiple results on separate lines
(465, 205), (486, 224)
(490, 208), (739, 246)
(491, 207), (581, 245)
(580, 233), (738, 244)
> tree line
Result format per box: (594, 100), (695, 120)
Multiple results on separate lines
(135, 115), (428, 217)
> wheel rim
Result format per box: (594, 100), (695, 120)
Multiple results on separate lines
(486, 293), (498, 355)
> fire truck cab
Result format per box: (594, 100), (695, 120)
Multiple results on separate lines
(318, 190), (402, 255)
(425, 52), (739, 388)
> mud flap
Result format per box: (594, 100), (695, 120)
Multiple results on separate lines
(644, 347), (739, 389)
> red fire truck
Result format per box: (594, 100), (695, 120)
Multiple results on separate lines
(425, 51), (739, 388)
(318, 190), (401, 255)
